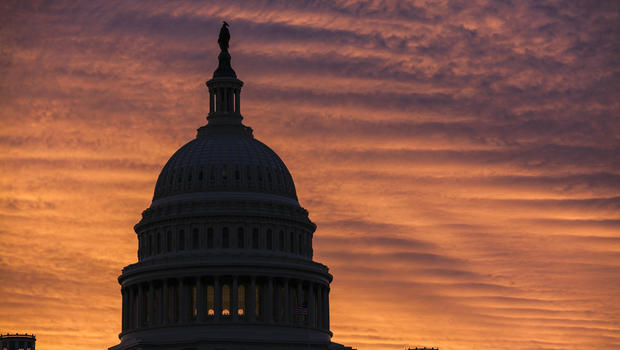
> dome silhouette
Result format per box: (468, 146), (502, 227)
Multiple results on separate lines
(110, 23), (356, 350)
(153, 127), (298, 202)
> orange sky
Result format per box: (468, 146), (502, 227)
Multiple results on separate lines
(1, 1), (619, 349)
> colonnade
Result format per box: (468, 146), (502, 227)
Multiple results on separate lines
(209, 86), (240, 114)
(0, 337), (35, 350)
(122, 275), (329, 333)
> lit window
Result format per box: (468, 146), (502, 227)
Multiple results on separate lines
(238, 284), (246, 315)
(206, 285), (214, 316)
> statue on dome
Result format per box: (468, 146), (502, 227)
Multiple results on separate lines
(218, 21), (230, 52)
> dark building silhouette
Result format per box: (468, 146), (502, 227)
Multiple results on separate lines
(109, 23), (356, 350)
(1, 334), (35, 350)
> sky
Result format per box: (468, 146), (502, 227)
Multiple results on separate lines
(1, 1), (619, 349)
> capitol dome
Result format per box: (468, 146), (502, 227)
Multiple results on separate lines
(110, 23), (356, 350)
(153, 125), (298, 202)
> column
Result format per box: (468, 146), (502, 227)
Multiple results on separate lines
(163, 279), (169, 324)
(308, 283), (315, 327)
(274, 279), (281, 323)
(197, 277), (205, 321)
(326, 286), (330, 330)
(147, 281), (154, 326)
(235, 89), (240, 113)
(121, 288), (127, 331)
(297, 280), (303, 325)
(283, 279), (289, 324)
(137, 284), (144, 328)
(266, 277), (273, 323)
(232, 276), (239, 321)
(214, 276), (221, 321)
(129, 287), (135, 329)
(318, 286), (324, 329)
(209, 91), (214, 113)
(249, 276), (256, 321)
(179, 279), (187, 323)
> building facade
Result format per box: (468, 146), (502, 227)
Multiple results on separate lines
(1, 334), (35, 350)
(109, 26), (355, 350)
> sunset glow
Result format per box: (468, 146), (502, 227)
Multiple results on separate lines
(1, 1), (619, 349)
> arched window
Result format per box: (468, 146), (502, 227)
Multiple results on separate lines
(238, 228), (244, 248)
(252, 228), (259, 249)
(206, 284), (215, 316)
(207, 228), (214, 249)
(222, 284), (231, 315)
(238, 284), (246, 316)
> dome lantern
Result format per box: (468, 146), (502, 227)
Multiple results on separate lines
(206, 21), (243, 125)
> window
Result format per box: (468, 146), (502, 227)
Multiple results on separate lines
(148, 234), (153, 256)
(168, 284), (176, 322)
(207, 285), (215, 316)
(222, 228), (229, 248)
(166, 231), (172, 252)
(192, 229), (199, 250)
(238, 228), (244, 248)
(299, 234), (303, 255)
(207, 228), (214, 248)
(279, 231), (284, 251)
(178, 230), (185, 251)
(222, 284), (230, 315)
(252, 228), (259, 249)
(191, 283), (197, 318)
(238, 284), (246, 315)
(267, 230), (272, 250)
(157, 232), (161, 253)
(290, 232), (294, 253)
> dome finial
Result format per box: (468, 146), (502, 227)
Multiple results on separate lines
(218, 21), (230, 52)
